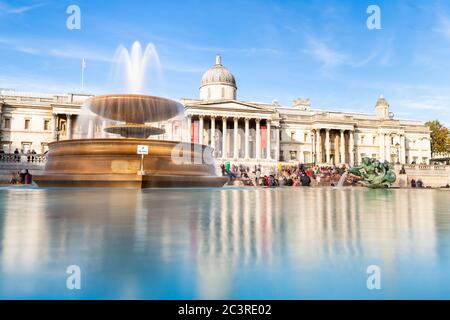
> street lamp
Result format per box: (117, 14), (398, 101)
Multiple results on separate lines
(55, 127), (60, 142)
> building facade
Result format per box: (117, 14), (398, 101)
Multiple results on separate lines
(0, 55), (432, 167)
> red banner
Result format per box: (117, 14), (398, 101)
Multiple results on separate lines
(261, 125), (267, 149)
(191, 122), (198, 143)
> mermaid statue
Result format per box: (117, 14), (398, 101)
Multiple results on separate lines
(348, 157), (396, 188)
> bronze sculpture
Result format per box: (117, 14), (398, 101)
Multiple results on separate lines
(348, 157), (396, 188)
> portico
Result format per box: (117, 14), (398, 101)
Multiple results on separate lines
(311, 128), (355, 165)
(185, 111), (279, 163)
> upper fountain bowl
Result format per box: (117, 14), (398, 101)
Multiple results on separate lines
(85, 94), (184, 124)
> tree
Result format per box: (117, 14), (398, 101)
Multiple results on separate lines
(425, 120), (450, 155)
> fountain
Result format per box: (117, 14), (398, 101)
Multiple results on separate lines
(33, 43), (227, 188)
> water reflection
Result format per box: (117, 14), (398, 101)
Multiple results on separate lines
(0, 188), (448, 299)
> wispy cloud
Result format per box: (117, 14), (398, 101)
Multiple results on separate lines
(305, 37), (347, 67)
(0, 37), (113, 63)
(150, 35), (280, 56)
(303, 35), (394, 74)
(0, 1), (47, 15)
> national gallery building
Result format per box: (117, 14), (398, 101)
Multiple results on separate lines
(0, 55), (431, 168)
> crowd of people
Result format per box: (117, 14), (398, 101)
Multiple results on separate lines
(220, 162), (352, 187)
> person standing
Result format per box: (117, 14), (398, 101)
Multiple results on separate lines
(255, 167), (261, 186)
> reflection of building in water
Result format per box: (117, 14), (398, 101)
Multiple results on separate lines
(195, 189), (287, 299)
(1, 190), (50, 273)
(286, 188), (436, 266)
(193, 188), (437, 298)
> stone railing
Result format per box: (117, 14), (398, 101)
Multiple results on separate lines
(403, 164), (448, 171)
(0, 153), (47, 164)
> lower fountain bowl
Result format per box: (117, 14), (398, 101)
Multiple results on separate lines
(33, 139), (227, 188)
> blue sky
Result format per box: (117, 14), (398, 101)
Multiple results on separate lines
(0, 0), (449, 125)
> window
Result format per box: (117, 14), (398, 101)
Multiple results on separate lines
(304, 152), (311, 163)
(290, 132), (295, 141)
(21, 142), (31, 154)
(361, 135), (365, 144)
(207, 88), (211, 99)
(221, 87), (225, 99)
(304, 133), (308, 142)
(372, 136), (376, 145)
(44, 119), (50, 131)
(24, 119), (31, 130)
(290, 150), (297, 161)
(4, 118), (11, 129)
(391, 137), (394, 145)
(1, 143), (11, 153)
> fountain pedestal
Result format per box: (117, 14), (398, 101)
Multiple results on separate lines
(34, 139), (227, 188)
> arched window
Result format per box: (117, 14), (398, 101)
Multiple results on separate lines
(207, 88), (211, 99)
(221, 87), (225, 99)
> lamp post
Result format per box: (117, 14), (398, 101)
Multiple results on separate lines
(55, 127), (60, 142)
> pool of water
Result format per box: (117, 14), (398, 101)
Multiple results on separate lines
(0, 187), (449, 299)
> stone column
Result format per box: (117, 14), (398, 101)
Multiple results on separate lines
(222, 117), (227, 158)
(325, 129), (331, 164)
(52, 114), (58, 141)
(198, 115), (204, 144)
(266, 120), (271, 160)
(418, 138), (423, 164)
(233, 117), (239, 159)
(386, 134), (391, 162)
(66, 114), (73, 140)
(315, 129), (321, 163)
(186, 115), (192, 143)
(210, 116), (216, 150)
(400, 135), (406, 164)
(349, 130), (355, 166)
(255, 119), (261, 160)
(244, 118), (250, 159)
(87, 118), (94, 139)
(275, 127), (280, 162)
(340, 130), (345, 164)
(379, 133), (385, 160)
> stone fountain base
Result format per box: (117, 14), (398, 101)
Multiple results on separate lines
(33, 139), (227, 188)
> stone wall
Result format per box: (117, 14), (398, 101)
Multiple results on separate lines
(0, 163), (44, 183)
(395, 164), (450, 188)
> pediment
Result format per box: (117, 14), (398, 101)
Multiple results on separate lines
(186, 100), (275, 113)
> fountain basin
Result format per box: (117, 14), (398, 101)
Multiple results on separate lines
(86, 94), (184, 124)
(33, 139), (227, 188)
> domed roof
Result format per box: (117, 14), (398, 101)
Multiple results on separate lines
(376, 95), (389, 107)
(200, 55), (236, 89)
